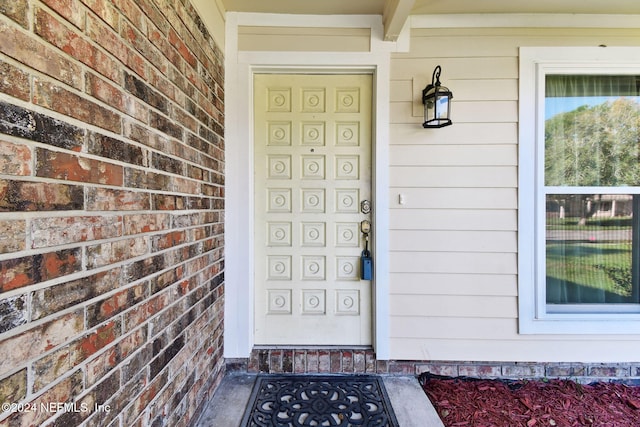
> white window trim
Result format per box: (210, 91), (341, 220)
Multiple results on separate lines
(518, 46), (640, 334)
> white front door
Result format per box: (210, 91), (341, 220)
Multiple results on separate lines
(254, 73), (373, 345)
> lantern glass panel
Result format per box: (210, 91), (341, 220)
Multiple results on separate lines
(436, 94), (450, 120)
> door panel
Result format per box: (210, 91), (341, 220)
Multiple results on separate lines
(254, 74), (372, 345)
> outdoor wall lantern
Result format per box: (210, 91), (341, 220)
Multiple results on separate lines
(422, 65), (453, 128)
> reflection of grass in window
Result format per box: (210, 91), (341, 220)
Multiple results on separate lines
(547, 216), (632, 230)
(546, 242), (633, 300)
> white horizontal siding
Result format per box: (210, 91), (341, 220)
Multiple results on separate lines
(391, 57), (518, 80)
(388, 26), (640, 362)
(391, 295), (518, 318)
(388, 188), (517, 209)
(390, 252), (517, 275)
(390, 166), (517, 187)
(390, 145), (517, 166)
(390, 209), (517, 230)
(391, 317), (520, 340)
(389, 337), (638, 363)
(390, 230), (516, 252)
(390, 122), (517, 145)
(390, 273), (517, 296)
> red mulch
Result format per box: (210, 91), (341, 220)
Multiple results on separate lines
(420, 374), (640, 427)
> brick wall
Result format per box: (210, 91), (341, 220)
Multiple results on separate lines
(0, 0), (224, 426)
(244, 350), (640, 384)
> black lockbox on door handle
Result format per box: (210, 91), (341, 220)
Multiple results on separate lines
(360, 220), (372, 280)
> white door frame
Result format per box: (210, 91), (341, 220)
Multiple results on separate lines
(224, 12), (394, 359)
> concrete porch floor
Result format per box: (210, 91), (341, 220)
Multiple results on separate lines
(194, 373), (445, 427)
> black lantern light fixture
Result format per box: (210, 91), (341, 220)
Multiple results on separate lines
(422, 65), (453, 128)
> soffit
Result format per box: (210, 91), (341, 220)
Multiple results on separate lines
(220, 0), (640, 42)
(221, 0), (640, 15)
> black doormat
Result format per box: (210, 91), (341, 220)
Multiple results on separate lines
(241, 374), (400, 427)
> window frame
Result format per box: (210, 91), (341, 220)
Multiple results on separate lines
(518, 47), (640, 334)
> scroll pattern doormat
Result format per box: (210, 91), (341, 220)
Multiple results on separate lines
(241, 374), (400, 427)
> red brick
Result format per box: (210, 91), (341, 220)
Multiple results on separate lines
(86, 236), (148, 269)
(0, 368), (27, 405)
(36, 149), (124, 186)
(126, 254), (165, 282)
(125, 293), (169, 331)
(318, 350), (330, 373)
(35, 7), (91, 56)
(0, 2), (226, 426)
(0, 0), (28, 27)
(0, 219), (25, 253)
(2, 256), (34, 291)
(123, 371), (168, 427)
(294, 350), (306, 373)
(148, 32), (181, 84)
(33, 79), (122, 133)
(342, 351), (353, 373)
(31, 269), (122, 320)
(353, 350), (366, 373)
(0, 248), (81, 292)
(86, 327), (146, 386)
(86, 187), (150, 211)
(79, 321), (121, 359)
(121, 20), (167, 74)
(41, 0), (86, 29)
(0, 102), (86, 150)
(459, 364), (502, 378)
(149, 110), (183, 140)
(124, 213), (170, 235)
(589, 365), (630, 377)
(0, 310), (84, 376)
(389, 361), (416, 375)
(0, 20), (83, 89)
(41, 247), (82, 279)
(85, 72), (125, 112)
(112, 0), (144, 31)
(125, 168), (168, 191)
(87, 283), (148, 327)
(2, 371), (83, 427)
(124, 292), (161, 330)
(152, 230), (186, 252)
(85, 12), (126, 62)
(0, 179), (84, 212)
(0, 295), (27, 333)
(79, 0), (119, 29)
(0, 60), (30, 100)
(30, 215), (122, 248)
(86, 13), (147, 78)
(152, 194), (179, 210)
(416, 363), (458, 377)
(168, 28), (197, 69)
(0, 139), (31, 175)
(135, 0), (168, 36)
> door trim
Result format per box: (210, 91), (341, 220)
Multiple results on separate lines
(224, 12), (391, 359)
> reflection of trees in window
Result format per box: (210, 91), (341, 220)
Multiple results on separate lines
(544, 77), (640, 305)
(545, 98), (640, 187)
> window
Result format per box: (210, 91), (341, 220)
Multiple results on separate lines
(519, 47), (640, 334)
